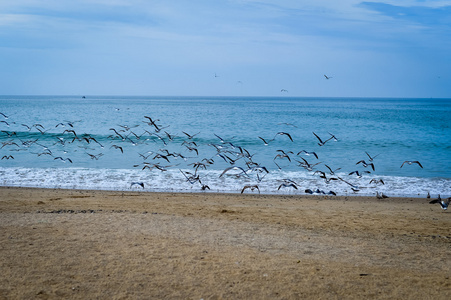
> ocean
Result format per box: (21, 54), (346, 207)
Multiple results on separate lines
(0, 95), (450, 197)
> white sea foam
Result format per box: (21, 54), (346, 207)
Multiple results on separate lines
(1, 167), (449, 198)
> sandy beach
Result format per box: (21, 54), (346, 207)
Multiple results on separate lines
(0, 187), (450, 299)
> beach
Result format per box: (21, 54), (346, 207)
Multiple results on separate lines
(0, 187), (450, 299)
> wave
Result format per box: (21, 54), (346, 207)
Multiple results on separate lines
(1, 167), (449, 198)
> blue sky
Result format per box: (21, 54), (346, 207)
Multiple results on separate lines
(0, 0), (450, 97)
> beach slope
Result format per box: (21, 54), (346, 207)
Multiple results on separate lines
(0, 187), (450, 299)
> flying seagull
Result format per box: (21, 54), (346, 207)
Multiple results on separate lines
(258, 136), (270, 145)
(324, 74), (333, 80)
(273, 132), (293, 142)
(241, 185), (260, 194)
(400, 161), (423, 168)
(130, 182), (145, 189)
(429, 195), (449, 210)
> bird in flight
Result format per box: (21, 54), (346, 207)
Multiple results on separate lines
(130, 182), (145, 189)
(429, 195), (449, 210)
(273, 132), (293, 142)
(241, 185), (260, 194)
(324, 74), (333, 80)
(400, 161), (423, 168)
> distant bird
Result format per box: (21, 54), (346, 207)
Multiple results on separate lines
(258, 136), (270, 145)
(278, 122), (297, 128)
(349, 170), (371, 178)
(369, 178), (385, 185)
(87, 153), (104, 160)
(324, 74), (333, 80)
(356, 160), (375, 171)
(278, 183), (298, 190)
(214, 134), (226, 143)
(274, 152), (291, 162)
(325, 164), (341, 175)
(376, 191), (389, 199)
(429, 195), (449, 210)
(110, 145), (124, 153)
(280, 89), (288, 93)
(200, 184), (210, 191)
(400, 161), (423, 168)
(215, 73), (219, 78)
(312, 132), (329, 146)
(1, 155), (14, 160)
(54, 157), (73, 163)
(365, 151), (380, 162)
(130, 182), (145, 189)
(0, 112), (8, 119)
(219, 166), (249, 178)
(297, 150), (318, 159)
(241, 185), (260, 194)
(296, 157), (321, 171)
(273, 132), (293, 142)
(182, 131), (200, 139)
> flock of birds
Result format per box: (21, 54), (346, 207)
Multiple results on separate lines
(0, 109), (448, 210)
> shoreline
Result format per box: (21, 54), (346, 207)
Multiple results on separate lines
(1, 186), (450, 298)
(0, 184), (438, 199)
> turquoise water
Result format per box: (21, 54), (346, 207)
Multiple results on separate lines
(0, 96), (450, 197)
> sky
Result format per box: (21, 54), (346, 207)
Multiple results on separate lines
(0, 0), (450, 97)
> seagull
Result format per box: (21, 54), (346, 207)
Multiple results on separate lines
(0, 112), (8, 119)
(273, 132), (293, 142)
(241, 185), (260, 194)
(349, 170), (371, 178)
(274, 152), (291, 162)
(296, 157), (321, 171)
(376, 191), (389, 199)
(278, 183), (298, 190)
(182, 131), (200, 139)
(278, 122), (297, 128)
(130, 182), (145, 189)
(400, 161), (423, 168)
(369, 178), (385, 185)
(312, 132), (328, 146)
(324, 74), (333, 80)
(324, 164), (341, 175)
(110, 145), (124, 153)
(258, 136), (270, 145)
(356, 160), (375, 171)
(54, 157), (73, 163)
(365, 151), (380, 162)
(219, 166), (249, 178)
(280, 89), (288, 93)
(429, 195), (449, 210)
(297, 150), (319, 159)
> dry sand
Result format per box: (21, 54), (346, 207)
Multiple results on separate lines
(0, 187), (450, 299)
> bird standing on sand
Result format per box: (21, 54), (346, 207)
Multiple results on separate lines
(376, 191), (389, 199)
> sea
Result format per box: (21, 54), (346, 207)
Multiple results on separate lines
(0, 95), (450, 198)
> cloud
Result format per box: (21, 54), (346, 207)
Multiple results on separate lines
(0, 1), (449, 96)
(360, 1), (451, 27)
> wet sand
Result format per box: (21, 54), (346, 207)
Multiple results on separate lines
(0, 187), (450, 299)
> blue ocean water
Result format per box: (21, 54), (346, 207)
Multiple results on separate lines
(0, 95), (450, 197)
